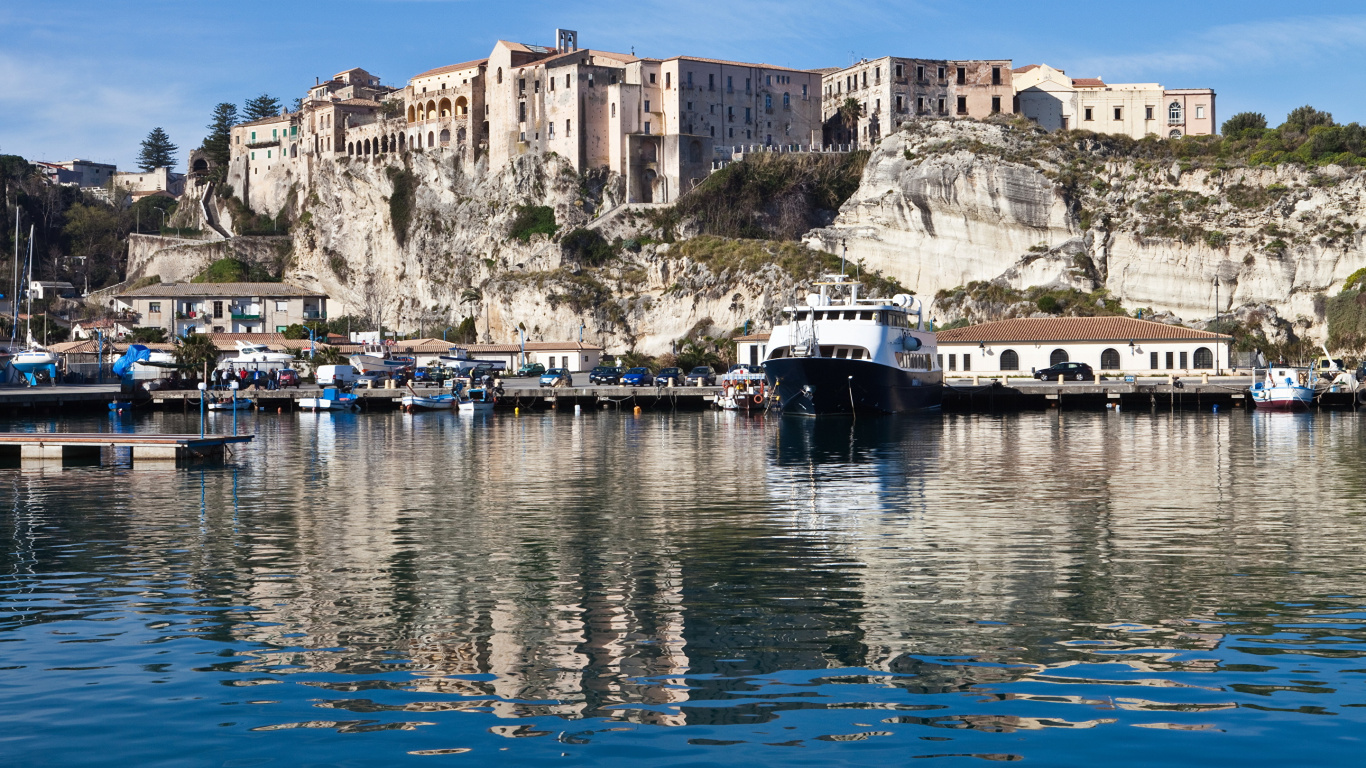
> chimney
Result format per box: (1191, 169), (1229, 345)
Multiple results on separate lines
(316, 76), (320, 85)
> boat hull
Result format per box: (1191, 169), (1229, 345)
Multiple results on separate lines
(402, 394), (455, 410)
(299, 398), (356, 411)
(766, 357), (943, 416)
(208, 399), (254, 411)
(1251, 386), (1314, 411)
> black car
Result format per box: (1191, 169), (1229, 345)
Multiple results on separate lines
(685, 366), (716, 386)
(589, 366), (623, 385)
(655, 367), (684, 386)
(1034, 362), (1095, 381)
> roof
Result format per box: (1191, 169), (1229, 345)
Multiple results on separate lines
(735, 333), (771, 342)
(48, 340), (99, 354)
(72, 318), (129, 329)
(466, 341), (605, 354)
(412, 59), (488, 80)
(204, 333), (326, 351)
(1071, 77), (1106, 88)
(116, 282), (324, 298)
(336, 98), (382, 107)
(936, 317), (1232, 344)
(666, 54), (810, 73)
(236, 113), (292, 128)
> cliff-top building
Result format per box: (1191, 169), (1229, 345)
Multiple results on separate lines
(820, 56), (1015, 146)
(1013, 64), (1215, 139)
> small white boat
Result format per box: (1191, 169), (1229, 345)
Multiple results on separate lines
(299, 387), (359, 412)
(715, 368), (768, 411)
(208, 397), (255, 411)
(10, 345), (58, 386)
(1250, 366), (1315, 411)
(457, 387), (496, 413)
(402, 392), (456, 410)
(350, 343), (413, 374)
(222, 341), (293, 369)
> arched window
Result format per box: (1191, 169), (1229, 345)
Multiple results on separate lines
(457, 127), (466, 143)
(1169, 129), (1183, 139)
(455, 96), (468, 115)
(783, 92), (790, 109)
(1100, 348), (1121, 369)
(439, 129), (450, 144)
(999, 349), (1019, 371)
(363, 138), (370, 155)
(426, 100), (437, 120)
(439, 98), (452, 117)
(1193, 347), (1213, 369)
(497, 67), (502, 84)
(399, 133), (406, 149)
(407, 105), (415, 123)
(1050, 349), (1069, 366)
(290, 145), (297, 158)
(347, 142), (354, 155)
(1168, 101), (1183, 123)
(428, 131), (434, 147)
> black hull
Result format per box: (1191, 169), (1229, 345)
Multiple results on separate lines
(765, 358), (943, 415)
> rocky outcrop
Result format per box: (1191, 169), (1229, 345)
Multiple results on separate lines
(806, 119), (1366, 339)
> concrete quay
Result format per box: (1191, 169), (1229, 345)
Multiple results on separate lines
(943, 375), (1364, 411)
(0, 432), (253, 467)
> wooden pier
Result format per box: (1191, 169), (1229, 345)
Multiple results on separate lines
(0, 433), (253, 465)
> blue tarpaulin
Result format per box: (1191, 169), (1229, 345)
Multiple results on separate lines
(112, 344), (151, 377)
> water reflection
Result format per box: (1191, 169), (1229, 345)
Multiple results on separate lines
(1, 410), (1364, 764)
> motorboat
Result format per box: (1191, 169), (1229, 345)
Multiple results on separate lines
(716, 366), (768, 411)
(457, 387), (496, 413)
(1250, 366), (1315, 411)
(763, 274), (942, 415)
(222, 341), (294, 369)
(349, 343), (414, 374)
(11, 346), (58, 385)
(299, 387), (359, 412)
(401, 392), (457, 410)
(207, 396), (255, 411)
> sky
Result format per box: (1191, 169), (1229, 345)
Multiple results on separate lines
(3, 0), (1366, 170)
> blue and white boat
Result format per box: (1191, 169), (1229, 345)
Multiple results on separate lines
(401, 392), (457, 410)
(300, 387), (359, 412)
(764, 274), (942, 415)
(1250, 366), (1315, 411)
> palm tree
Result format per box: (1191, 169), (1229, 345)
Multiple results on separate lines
(838, 97), (862, 144)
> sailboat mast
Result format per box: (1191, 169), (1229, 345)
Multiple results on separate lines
(24, 225), (34, 346)
(10, 208), (17, 345)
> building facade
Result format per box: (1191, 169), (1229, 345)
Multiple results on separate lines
(113, 166), (186, 199)
(1013, 64), (1216, 139)
(54, 159), (116, 188)
(821, 57), (1014, 146)
(114, 282), (328, 336)
(936, 317), (1233, 375)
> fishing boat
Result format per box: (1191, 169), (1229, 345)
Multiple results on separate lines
(1250, 366), (1315, 411)
(457, 387), (495, 413)
(299, 387), (359, 412)
(763, 274), (942, 415)
(716, 366), (768, 411)
(207, 397), (255, 411)
(401, 392), (457, 410)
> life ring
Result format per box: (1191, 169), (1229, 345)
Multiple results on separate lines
(753, 393), (763, 404)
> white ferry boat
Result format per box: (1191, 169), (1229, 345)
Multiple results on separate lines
(764, 275), (941, 415)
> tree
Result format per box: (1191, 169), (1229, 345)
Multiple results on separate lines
(130, 327), (168, 344)
(174, 332), (219, 378)
(838, 97), (862, 141)
(243, 93), (282, 122)
(1282, 106), (1334, 135)
(1221, 112), (1267, 139)
(202, 103), (238, 169)
(454, 316), (477, 343)
(282, 323), (308, 340)
(137, 127), (178, 171)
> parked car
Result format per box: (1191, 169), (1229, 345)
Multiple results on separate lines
(276, 369), (301, 388)
(685, 366), (716, 386)
(514, 363), (546, 377)
(620, 367), (654, 387)
(589, 366), (623, 385)
(1034, 362), (1095, 381)
(316, 364), (362, 387)
(540, 368), (572, 386)
(655, 367), (684, 386)
(355, 372), (385, 388)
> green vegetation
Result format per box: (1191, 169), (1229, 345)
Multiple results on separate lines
(199, 103), (238, 184)
(559, 228), (613, 265)
(1221, 112), (1267, 139)
(651, 151), (870, 241)
(223, 196), (290, 236)
(508, 204), (557, 241)
(127, 275), (161, 290)
(192, 257), (280, 283)
(935, 280), (1125, 320)
(282, 323), (309, 340)
(243, 93), (283, 122)
(129, 327), (167, 343)
(173, 332), (219, 375)
(671, 236), (909, 298)
(386, 166), (417, 245)
(136, 127), (178, 172)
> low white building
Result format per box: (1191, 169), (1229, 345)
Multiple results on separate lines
(735, 333), (770, 367)
(935, 317), (1233, 375)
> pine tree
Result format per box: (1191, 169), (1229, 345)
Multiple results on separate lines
(243, 93), (282, 122)
(201, 103), (238, 168)
(136, 127), (178, 171)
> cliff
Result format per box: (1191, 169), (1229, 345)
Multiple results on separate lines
(804, 119), (1366, 344)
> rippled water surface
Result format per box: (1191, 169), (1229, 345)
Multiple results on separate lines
(2, 408), (1365, 765)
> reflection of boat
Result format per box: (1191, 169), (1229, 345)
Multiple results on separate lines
(208, 397), (254, 411)
(299, 387), (359, 412)
(457, 387), (495, 413)
(402, 392), (456, 410)
(764, 274), (942, 415)
(1250, 366), (1315, 411)
(221, 341), (293, 369)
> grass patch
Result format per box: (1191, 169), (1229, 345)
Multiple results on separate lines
(192, 257), (280, 283)
(509, 204), (557, 241)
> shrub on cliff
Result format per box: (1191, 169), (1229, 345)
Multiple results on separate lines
(192, 257), (279, 283)
(560, 228), (613, 265)
(386, 167), (417, 246)
(509, 204), (557, 241)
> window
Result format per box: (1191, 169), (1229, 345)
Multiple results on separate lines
(918, 96), (924, 113)
(610, 103), (615, 117)
(1050, 349), (1069, 366)
(566, 74), (571, 88)
(1193, 347), (1213, 369)
(1145, 105), (1154, 120)
(275, 301), (288, 312)
(992, 66), (1001, 85)
(956, 66), (966, 85)
(276, 326), (288, 334)
(767, 74), (772, 86)
(588, 73), (594, 87)
(1169, 101), (1183, 123)
(936, 354), (944, 369)
(896, 95), (903, 112)
(937, 66), (945, 80)
(745, 77), (751, 92)
(644, 121), (650, 134)
(665, 72), (670, 88)
(962, 354), (970, 371)
(1165, 351), (1174, 369)
(649, 73), (656, 84)
(251, 131), (256, 142)
(992, 96), (1001, 113)
(566, 119), (571, 136)
(1169, 129), (1183, 139)
(1180, 351), (1189, 369)
(519, 102), (526, 121)
(644, 100), (650, 112)
(1150, 351), (1159, 369)
(1196, 105), (1206, 119)
(917, 64), (925, 81)
(765, 94), (771, 111)
(687, 71), (693, 85)
(802, 84), (807, 99)
(548, 122), (554, 138)
(727, 75), (733, 90)
(534, 80), (540, 93)
(937, 97), (945, 114)
(1084, 107), (1094, 121)
(1100, 348), (1120, 369)
(148, 302), (161, 314)
(496, 68), (502, 84)
(1000, 350), (1019, 371)
(518, 78), (525, 93)
(896, 64), (903, 77)
(709, 73), (715, 90)
(956, 96), (967, 114)
(1114, 106), (1122, 120)
(948, 354), (956, 371)
(550, 77), (555, 91)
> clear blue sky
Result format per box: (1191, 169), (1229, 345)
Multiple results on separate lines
(3, 1), (1365, 170)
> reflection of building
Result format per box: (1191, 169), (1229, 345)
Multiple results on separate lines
(1013, 64), (1216, 139)
(114, 281), (328, 335)
(935, 317), (1233, 375)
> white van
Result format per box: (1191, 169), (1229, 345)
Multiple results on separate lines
(316, 364), (361, 387)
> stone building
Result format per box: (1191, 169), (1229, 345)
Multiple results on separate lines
(1013, 64), (1216, 139)
(820, 56), (1015, 146)
(114, 282), (328, 336)
(53, 159), (116, 188)
(113, 166), (185, 200)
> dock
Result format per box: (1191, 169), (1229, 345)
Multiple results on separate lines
(0, 433), (253, 465)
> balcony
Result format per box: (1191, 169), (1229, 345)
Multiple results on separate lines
(303, 310), (327, 320)
(231, 313), (261, 321)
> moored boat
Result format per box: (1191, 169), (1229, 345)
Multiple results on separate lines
(207, 397), (255, 411)
(402, 392), (457, 410)
(1250, 366), (1315, 411)
(457, 387), (495, 413)
(299, 387), (359, 412)
(716, 366), (768, 411)
(763, 274), (942, 415)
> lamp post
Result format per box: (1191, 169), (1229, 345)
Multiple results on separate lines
(1213, 276), (1221, 375)
(230, 380), (239, 436)
(197, 382), (206, 438)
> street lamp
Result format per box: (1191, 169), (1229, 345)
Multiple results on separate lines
(1213, 276), (1221, 374)
(197, 382), (207, 438)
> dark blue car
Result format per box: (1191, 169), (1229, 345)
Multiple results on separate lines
(620, 367), (654, 387)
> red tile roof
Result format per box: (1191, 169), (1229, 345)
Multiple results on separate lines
(1013, 64), (1040, 74)
(1071, 77), (1106, 88)
(734, 333), (770, 342)
(936, 317), (1230, 344)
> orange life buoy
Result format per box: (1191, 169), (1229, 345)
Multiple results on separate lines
(753, 393), (763, 404)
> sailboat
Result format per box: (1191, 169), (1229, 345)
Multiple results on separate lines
(8, 223), (57, 385)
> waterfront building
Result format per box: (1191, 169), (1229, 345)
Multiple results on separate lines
(935, 317), (1233, 375)
(734, 332), (771, 368)
(820, 56), (1015, 146)
(114, 282), (328, 336)
(71, 317), (135, 340)
(1013, 64), (1216, 139)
